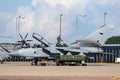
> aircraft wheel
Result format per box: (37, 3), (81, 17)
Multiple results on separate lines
(82, 64), (87, 66)
(31, 62), (33, 66)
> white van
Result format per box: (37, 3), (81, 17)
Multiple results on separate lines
(115, 58), (120, 63)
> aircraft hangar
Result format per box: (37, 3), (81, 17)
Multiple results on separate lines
(86, 44), (120, 63)
(102, 44), (120, 62)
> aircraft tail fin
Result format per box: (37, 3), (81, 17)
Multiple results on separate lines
(0, 46), (11, 53)
(70, 25), (115, 48)
(84, 25), (115, 45)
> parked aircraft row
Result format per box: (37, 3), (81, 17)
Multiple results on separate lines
(0, 25), (115, 65)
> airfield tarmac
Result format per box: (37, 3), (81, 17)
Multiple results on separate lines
(0, 62), (120, 80)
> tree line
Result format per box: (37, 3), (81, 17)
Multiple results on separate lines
(105, 36), (120, 44)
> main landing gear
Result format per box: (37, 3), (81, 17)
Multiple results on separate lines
(31, 57), (38, 66)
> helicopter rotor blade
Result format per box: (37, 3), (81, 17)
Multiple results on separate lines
(19, 33), (24, 40)
(24, 33), (28, 40)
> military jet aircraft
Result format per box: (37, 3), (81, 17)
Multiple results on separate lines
(0, 25), (115, 65)
(0, 52), (9, 64)
(42, 25), (114, 55)
(0, 36), (13, 63)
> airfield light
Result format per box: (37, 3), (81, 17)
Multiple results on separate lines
(18, 16), (25, 34)
(16, 16), (25, 41)
(76, 14), (86, 32)
(104, 12), (107, 26)
(60, 14), (63, 40)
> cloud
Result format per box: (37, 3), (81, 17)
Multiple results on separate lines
(16, 6), (35, 34)
(0, 11), (12, 21)
(94, 0), (120, 7)
(1, 0), (119, 44)
(31, 0), (79, 10)
(10, 0), (88, 43)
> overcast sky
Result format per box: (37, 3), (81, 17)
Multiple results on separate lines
(0, 0), (120, 44)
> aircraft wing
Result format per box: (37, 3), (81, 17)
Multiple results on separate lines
(70, 40), (100, 48)
(56, 47), (89, 53)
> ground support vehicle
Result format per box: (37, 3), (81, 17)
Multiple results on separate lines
(56, 55), (87, 66)
(115, 58), (120, 63)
